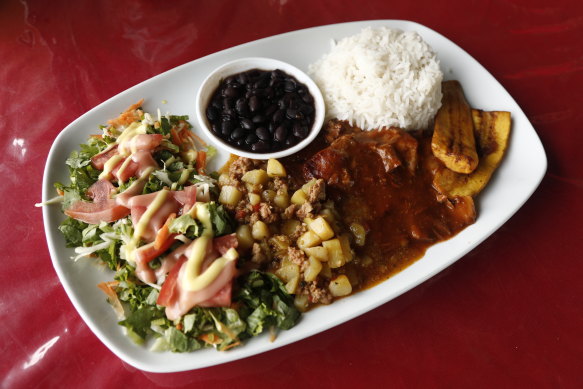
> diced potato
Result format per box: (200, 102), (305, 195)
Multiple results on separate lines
(218, 173), (230, 186)
(218, 185), (242, 206)
(349, 222), (366, 246)
(303, 217), (314, 226)
(323, 238), (345, 268)
(273, 193), (289, 209)
(309, 216), (335, 240)
(267, 158), (287, 177)
(297, 231), (322, 249)
(290, 189), (308, 205)
(262, 189), (276, 202)
(281, 219), (301, 236)
(276, 263), (300, 282)
(248, 193), (261, 206)
(301, 178), (317, 195)
(329, 275), (352, 297)
(245, 183), (262, 194)
(303, 246), (329, 262)
(235, 225), (253, 251)
(319, 208), (336, 224)
(269, 235), (290, 257)
(285, 276), (299, 294)
(242, 169), (268, 185)
(252, 220), (270, 240)
(304, 256), (322, 282)
(320, 262), (332, 278)
(294, 294), (309, 312)
(338, 234), (354, 263)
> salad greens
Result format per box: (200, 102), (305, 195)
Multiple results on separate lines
(55, 103), (300, 352)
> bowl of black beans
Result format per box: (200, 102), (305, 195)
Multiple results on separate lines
(196, 57), (325, 159)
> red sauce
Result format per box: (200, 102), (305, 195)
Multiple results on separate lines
(284, 120), (476, 290)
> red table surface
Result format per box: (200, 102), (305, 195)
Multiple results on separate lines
(2, 0), (582, 387)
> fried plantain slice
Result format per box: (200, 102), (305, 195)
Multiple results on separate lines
(433, 109), (512, 197)
(432, 80), (479, 174)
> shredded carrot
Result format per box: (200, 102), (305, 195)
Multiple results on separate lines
(90, 134), (103, 139)
(97, 281), (125, 319)
(176, 323), (183, 331)
(170, 127), (182, 148)
(56, 188), (64, 196)
(154, 213), (176, 250)
(107, 99), (144, 128)
(221, 341), (242, 351)
(196, 150), (207, 171)
(199, 333), (222, 345)
(189, 132), (208, 148)
(179, 128), (192, 144)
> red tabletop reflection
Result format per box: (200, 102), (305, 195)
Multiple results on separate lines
(2, 0), (582, 387)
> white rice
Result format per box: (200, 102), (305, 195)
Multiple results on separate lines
(308, 27), (443, 131)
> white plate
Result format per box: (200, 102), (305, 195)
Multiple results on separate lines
(42, 20), (547, 373)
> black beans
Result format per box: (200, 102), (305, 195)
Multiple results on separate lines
(245, 133), (258, 144)
(231, 127), (245, 140)
(252, 115), (266, 124)
(240, 118), (254, 131)
(206, 68), (316, 153)
(249, 95), (261, 112)
(206, 106), (219, 122)
(251, 140), (270, 152)
(274, 125), (288, 142)
(272, 109), (285, 124)
(256, 127), (270, 141)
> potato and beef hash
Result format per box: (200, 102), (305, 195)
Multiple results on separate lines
(217, 156), (363, 311)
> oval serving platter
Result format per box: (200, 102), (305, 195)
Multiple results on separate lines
(42, 20), (547, 373)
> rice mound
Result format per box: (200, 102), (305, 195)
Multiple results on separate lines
(308, 27), (443, 131)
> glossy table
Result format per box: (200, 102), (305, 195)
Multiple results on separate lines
(2, 0), (582, 387)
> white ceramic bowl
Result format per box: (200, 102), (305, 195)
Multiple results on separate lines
(195, 57), (325, 159)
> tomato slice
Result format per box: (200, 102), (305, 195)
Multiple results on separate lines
(157, 257), (186, 307)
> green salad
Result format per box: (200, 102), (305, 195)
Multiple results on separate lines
(53, 100), (300, 352)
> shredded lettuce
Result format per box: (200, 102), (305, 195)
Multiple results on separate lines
(58, 217), (88, 248)
(169, 214), (203, 239)
(208, 202), (235, 236)
(235, 271), (301, 335)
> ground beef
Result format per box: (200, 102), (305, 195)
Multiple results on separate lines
(272, 177), (289, 195)
(282, 204), (298, 219)
(300, 281), (333, 305)
(228, 157), (254, 179)
(287, 247), (306, 266)
(306, 179), (326, 202)
(248, 212), (260, 225)
(289, 223), (307, 242)
(251, 242), (268, 264)
(259, 203), (279, 223)
(219, 155), (350, 309)
(296, 202), (314, 219)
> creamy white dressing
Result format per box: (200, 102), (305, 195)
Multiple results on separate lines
(124, 189), (169, 263)
(115, 153), (135, 183)
(96, 116), (235, 290)
(117, 122), (147, 156)
(180, 203), (238, 292)
(98, 154), (123, 180)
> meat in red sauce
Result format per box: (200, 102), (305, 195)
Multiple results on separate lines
(285, 119), (476, 289)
